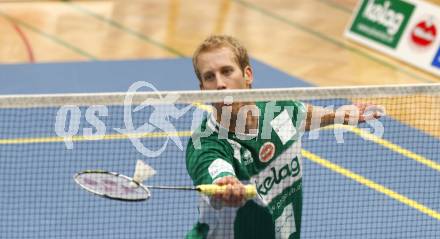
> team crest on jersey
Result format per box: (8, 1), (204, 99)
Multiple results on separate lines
(259, 142), (275, 163)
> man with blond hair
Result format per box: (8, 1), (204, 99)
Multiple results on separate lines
(186, 35), (381, 239)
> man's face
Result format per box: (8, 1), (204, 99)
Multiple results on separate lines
(196, 47), (253, 91)
(196, 47), (254, 116)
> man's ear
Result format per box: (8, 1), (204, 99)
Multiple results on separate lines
(244, 66), (254, 87)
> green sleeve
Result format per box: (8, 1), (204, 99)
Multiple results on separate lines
(186, 137), (236, 185)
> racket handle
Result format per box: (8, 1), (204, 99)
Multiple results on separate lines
(197, 184), (257, 199)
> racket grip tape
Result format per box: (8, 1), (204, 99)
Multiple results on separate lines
(196, 184), (257, 199)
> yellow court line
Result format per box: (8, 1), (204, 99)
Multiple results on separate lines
(0, 131), (192, 144)
(301, 149), (440, 221)
(2, 102), (438, 174)
(0, 102), (207, 145)
(322, 124), (440, 173)
(2, 106), (438, 174)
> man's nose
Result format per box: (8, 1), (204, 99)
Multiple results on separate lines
(215, 74), (227, 90)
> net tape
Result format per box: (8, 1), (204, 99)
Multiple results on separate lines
(1, 83), (439, 108)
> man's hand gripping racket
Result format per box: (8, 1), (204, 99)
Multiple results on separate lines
(74, 160), (257, 202)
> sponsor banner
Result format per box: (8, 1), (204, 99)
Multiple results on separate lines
(345, 0), (440, 77)
(348, 0), (415, 48)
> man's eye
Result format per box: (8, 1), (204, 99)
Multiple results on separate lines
(204, 74), (214, 81)
(223, 68), (233, 75)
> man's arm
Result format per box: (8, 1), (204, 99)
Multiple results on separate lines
(186, 139), (246, 208)
(304, 103), (384, 131)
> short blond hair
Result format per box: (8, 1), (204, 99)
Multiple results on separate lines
(192, 35), (250, 81)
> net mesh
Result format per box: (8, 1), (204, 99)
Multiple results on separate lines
(0, 84), (439, 239)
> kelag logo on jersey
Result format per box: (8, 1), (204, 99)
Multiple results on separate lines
(350, 0), (415, 48)
(257, 157), (301, 196)
(432, 46), (440, 69)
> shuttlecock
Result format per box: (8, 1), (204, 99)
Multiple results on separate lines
(132, 160), (156, 183)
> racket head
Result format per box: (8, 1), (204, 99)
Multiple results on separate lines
(74, 170), (150, 201)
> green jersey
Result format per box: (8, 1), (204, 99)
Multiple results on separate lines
(186, 100), (307, 239)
